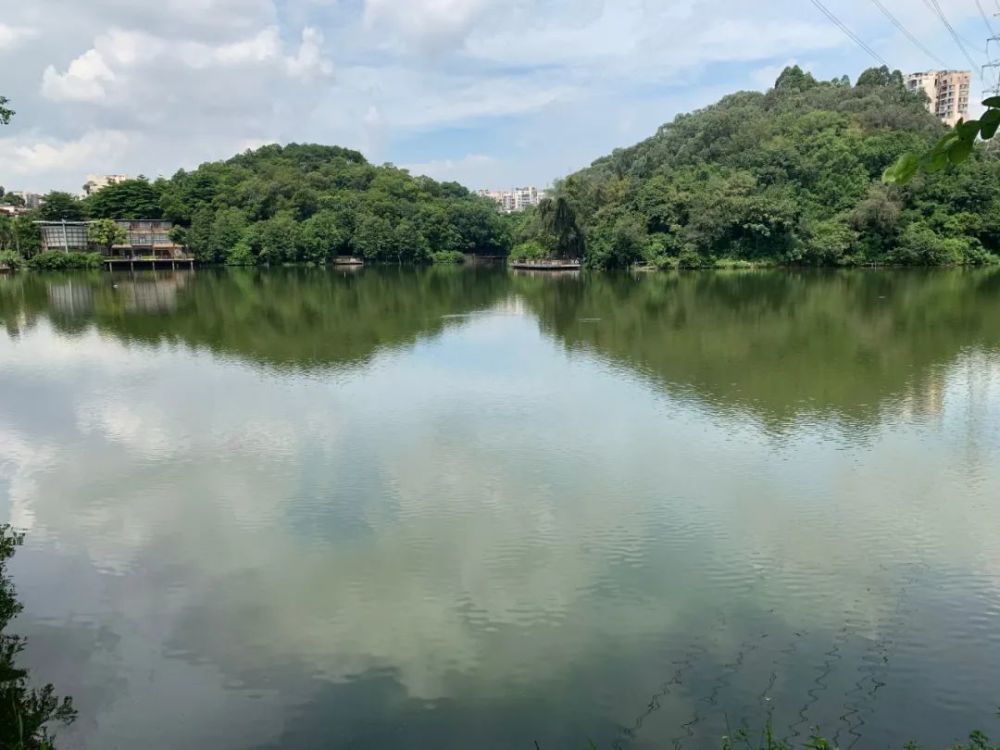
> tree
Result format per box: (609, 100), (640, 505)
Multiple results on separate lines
(586, 213), (646, 269)
(38, 192), (87, 221)
(168, 225), (187, 247)
(85, 178), (163, 219)
(87, 219), (127, 253)
(856, 65), (905, 89)
(537, 196), (585, 259)
(0, 96), (12, 125)
(299, 210), (346, 263)
(774, 65), (818, 92)
(353, 214), (394, 260)
(244, 213), (300, 264)
(0, 215), (42, 257)
(1, 193), (25, 207)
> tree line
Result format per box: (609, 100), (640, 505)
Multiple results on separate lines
(1, 144), (511, 266)
(510, 66), (1000, 269)
(9, 69), (1000, 270)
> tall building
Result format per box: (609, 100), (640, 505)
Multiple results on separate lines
(82, 174), (131, 197)
(10, 191), (41, 209)
(907, 70), (971, 127)
(478, 187), (547, 213)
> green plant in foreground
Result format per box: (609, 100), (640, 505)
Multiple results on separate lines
(884, 96), (1000, 184)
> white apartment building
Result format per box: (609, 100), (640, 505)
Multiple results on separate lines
(82, 174), (131, 197)
(907, 70), (971, 127)
(478, 186), (547, 213)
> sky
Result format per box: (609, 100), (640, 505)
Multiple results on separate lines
(0, 0), (997, 193)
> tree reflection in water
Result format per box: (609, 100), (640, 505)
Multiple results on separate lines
(0, 525), (76, 749)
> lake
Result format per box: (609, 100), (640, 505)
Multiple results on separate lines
(1, 267), (999, 749)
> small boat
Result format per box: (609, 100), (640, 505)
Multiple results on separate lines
(333, 256), (364, 266)
(510, 259), (582, 271)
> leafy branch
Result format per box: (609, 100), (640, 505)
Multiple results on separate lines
(884, 97), (1000, 184)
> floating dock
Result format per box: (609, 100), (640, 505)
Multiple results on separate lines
(510, 260), (582, 271)
(104, 257), (196, 271)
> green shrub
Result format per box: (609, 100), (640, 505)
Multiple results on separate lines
(431, 250), (466, 265)
(28, 251), (102, 271)
(225, 239), (256, 266)
(509, 241), (548, 262)
(0, 250), (25, 270)
(677, 244), (708, 268)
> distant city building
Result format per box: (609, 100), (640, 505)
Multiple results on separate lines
(36, 219), (184, 257)
(10, 191), (41, 209)
(478, 186), (547, 213)
(907, 70), (970, 127)
(81, 174), (131, 197)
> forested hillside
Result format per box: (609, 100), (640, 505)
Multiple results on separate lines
(526, 66), (1000, 268)
(24, 144), (509, 265)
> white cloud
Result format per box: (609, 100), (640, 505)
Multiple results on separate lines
(403, 153), (499, 183)
(0, 130), (131, 178)
(0, 23), (37, 50)
(40, 25), (332, 105)
(284, 27), (335, 79)
(363, 0), (501, 51)
(41, 49), (117, 103)
(213, 26), (281, 65)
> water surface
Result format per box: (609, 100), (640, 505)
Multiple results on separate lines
(1, 267), (999, 749)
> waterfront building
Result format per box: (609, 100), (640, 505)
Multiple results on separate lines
(36, 219), (185, 257)
(37, 221), (90, 252)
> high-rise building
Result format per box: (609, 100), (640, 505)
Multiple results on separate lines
(10, 191), (41, 209)
(907, 70), (971, 127)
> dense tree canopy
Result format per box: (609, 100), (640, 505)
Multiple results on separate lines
(0, 95), (12, 125)
(82, 144), (510, 265)
(518, 66), (1000, 268)
(21, 145), (508, 266)
(38, 191), (87, 221)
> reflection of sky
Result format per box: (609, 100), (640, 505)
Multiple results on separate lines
(1, 313), (1000, 749)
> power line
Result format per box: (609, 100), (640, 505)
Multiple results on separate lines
(809, 0), (890, 66)
(976, 0), (997, 37)
(868, 0), (948, 66)
(922, 0), (984, 79)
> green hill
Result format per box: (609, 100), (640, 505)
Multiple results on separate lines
(535, 66), (1000, 269)
(59, 143), (510, 266)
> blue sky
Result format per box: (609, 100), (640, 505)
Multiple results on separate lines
(0, 0), (995, 193)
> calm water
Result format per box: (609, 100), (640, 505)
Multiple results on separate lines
(1, 267), (999, 749)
